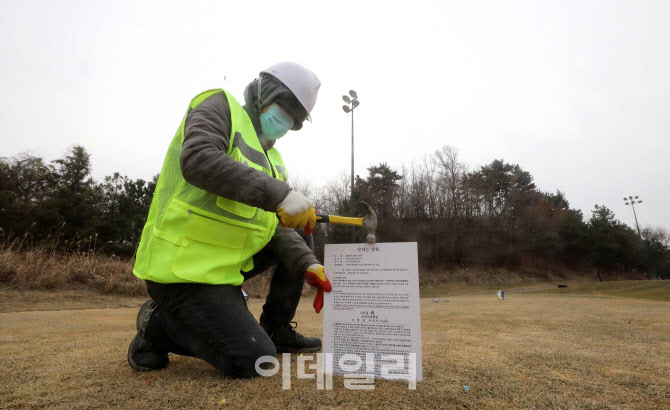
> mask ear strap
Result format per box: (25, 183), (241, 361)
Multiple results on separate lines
(257, 73), (284, 113)
(257, 76), (263, 113)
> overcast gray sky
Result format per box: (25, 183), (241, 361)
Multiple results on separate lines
(1, 0), (669, 231)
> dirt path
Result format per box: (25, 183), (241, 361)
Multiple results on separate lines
(1, 291), (669, 408)
(0, 288), (146, 313)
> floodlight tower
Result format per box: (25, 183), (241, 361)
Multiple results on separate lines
(342, 90), (360, 243)
(623, 195), (643, 238)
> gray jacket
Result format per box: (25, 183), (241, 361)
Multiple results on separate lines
(180, 91), (319, 274)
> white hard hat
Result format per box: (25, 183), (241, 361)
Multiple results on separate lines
(260, 62), (321, 117)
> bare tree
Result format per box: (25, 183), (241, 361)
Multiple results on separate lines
(433, 145), (467, 218)
(642, 226), (670, 248)
(317, 171), (351, 215)
(287, 173), (315, 202)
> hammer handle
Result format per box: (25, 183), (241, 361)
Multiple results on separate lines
(315, 213), (364, 227)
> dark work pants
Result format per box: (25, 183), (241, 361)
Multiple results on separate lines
(144, 230), (312, 378)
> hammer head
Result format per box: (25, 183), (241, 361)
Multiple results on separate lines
(360, 201), (378, 244)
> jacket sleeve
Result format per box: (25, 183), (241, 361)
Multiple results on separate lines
(267, 226), (320, 275)
(180, 92), (291, 211)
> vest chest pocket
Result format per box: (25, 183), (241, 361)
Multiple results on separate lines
(172, 208), (249, 284)
(216, 196), (257, 219)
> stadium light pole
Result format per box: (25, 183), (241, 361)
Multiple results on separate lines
(342, 90), (360, 243)
(623, 195), (643, 238)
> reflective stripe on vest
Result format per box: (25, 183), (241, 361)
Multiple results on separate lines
(231, 132), (270, 170)
(267, 148), (288, 182)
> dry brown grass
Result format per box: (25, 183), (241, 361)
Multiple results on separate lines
(0, 245), (146, 296)
(1, 290), (668, 409)
(419, 265), (642, 292)
(0, 236), (641, 301)
(0, 243), (284, 299)
(0, 288), (147, 313)
(539, 280), (670, 302)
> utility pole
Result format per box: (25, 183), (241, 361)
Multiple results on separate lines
(342, 90), (360, 243)
(623, 195), (643, 238)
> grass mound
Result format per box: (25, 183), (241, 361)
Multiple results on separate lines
(0, 245), (146, 295)
(0, 242), (306, 298)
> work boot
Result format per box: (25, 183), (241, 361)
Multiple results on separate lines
(127, 299), (169, 372)
(266, 321), (322, 353)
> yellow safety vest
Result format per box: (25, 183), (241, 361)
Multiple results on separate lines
(133, 89), (288, 285)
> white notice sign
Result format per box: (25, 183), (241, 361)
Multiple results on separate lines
(323, 242), (423, 383)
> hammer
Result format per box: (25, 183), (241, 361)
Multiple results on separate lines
(315, 201), (378, 244)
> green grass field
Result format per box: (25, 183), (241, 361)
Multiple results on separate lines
(1, 281), (669, 408)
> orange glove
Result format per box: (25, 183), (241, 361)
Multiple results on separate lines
(304, 264), (332, 313)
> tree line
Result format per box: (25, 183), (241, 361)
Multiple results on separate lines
(314, 146), (670, 279)
(0, 146), (156, 256)
(2, 145), (668, 279)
